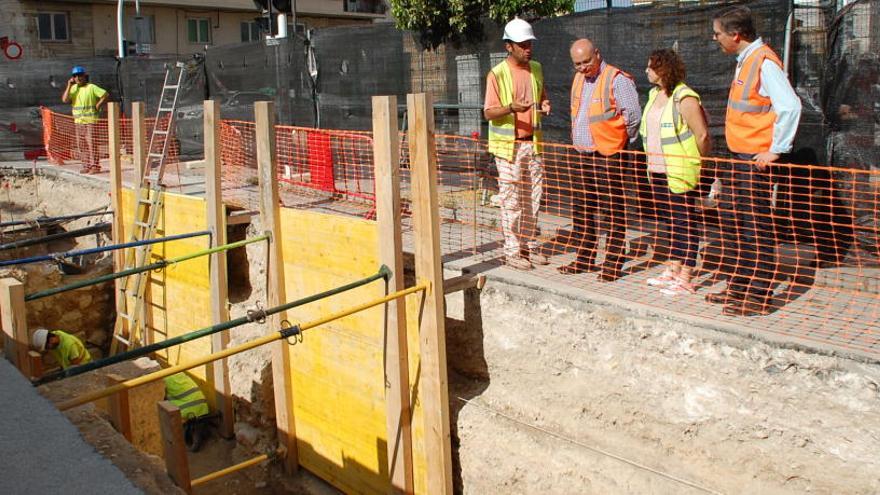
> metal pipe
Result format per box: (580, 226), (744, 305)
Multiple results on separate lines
(0, 210), (112, 229)
(0, 222), (111, 252)
(57, 282), (428, 411)
(25, 234), (269, 302)
(117, 0), (125, 58)
(191, 451), (280, 486)
(0, 230), (211, 268)
(34, 266), (390, 385)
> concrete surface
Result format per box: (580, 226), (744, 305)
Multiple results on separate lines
(0, 358), (141, 495)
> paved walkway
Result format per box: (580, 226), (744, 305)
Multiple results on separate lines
(0, 358), (140, 494)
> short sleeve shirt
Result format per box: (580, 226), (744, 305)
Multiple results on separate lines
(70, 83), (107, 124)
(484, 60), (547, 139)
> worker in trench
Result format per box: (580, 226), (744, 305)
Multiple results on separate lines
(31, 328), (92, 370)
(164, 372), (212, 452)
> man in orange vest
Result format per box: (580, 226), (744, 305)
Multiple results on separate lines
(706, 6), (802, 316)
(558, 38), (641, 282)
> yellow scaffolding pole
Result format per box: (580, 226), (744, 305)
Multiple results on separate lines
(57, 283), (429, 411)
(191, 450), (281, 487)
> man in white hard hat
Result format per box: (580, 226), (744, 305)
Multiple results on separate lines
(484, 18), (551, 271)
(31, 328), (92, 370)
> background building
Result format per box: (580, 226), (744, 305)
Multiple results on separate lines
(0, 0), (391, 59)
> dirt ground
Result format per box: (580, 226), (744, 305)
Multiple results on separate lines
(446, 283), (880, 494)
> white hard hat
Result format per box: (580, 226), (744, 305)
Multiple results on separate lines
(503, 18), (536, 43)
(32, 328), (49, 351)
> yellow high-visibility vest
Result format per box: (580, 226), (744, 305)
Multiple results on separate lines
(639, 83), (703, 193)
(487, 60), (543, 162)
(164, 373), (210, 421)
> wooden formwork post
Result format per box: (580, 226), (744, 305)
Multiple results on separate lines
(108, 102), (129, 348)
(406, 93), (453, 494)
(204, 100), (235, 439)
(373, 95), (415, 493)
(132, 101), (146, 186)
(255, 101), (298, 472)
(0, 278), (31, 378)
(157, 400), (192, 494)
(106, 373), (133, 441)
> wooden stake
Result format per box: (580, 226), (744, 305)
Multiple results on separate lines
(157, 400), (192, 494)
(255, 101), (298, 472)
(204, 100), (235, 439)
(108, 102), (128, 347)
(132, 101), (146, 186)
(0, 278), (30, 378)
(373, 95), (414, 494)
(106, 373), (133, 441)
(406, 93), (453, 494)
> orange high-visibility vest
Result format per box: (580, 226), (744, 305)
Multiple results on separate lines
(571, 64), (632, 156)
(725, 44), (784, 154)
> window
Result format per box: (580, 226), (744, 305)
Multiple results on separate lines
(241, 21), (261, 42)
(37, 13), (69, 42)
(127, 15), (156, 44)
(187, 18), (211, 44)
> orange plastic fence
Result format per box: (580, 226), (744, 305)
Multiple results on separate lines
(39, 108), (880, 357)
(40, 107), (179, 172)
(214, 121), (880, 358)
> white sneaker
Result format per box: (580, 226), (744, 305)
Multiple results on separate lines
(647, 269), (676, 287)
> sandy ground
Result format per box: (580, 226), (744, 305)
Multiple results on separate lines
(446, 283), (880, 494)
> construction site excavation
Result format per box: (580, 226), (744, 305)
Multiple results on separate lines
(2, 0), (880, 494)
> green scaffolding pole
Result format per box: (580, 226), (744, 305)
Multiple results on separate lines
(25, 234), (271, 302)
(33, 265), (391, 386)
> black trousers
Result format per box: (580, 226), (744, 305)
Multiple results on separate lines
(568, 151), (627, 271)
(726, 155), (777, 299)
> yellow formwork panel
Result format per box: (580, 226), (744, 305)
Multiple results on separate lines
(120, 190), (213, 385)
(278, 207), (428, 495)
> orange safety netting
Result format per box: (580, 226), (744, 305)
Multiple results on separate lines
(216, 122), (880, 358)
(41, 107), (179, 172)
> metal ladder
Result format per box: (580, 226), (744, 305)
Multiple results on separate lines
(110, 62), (185, 354)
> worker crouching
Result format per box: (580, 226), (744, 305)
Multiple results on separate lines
(31, 328), (92, 370)
(164, 372), (212, 452)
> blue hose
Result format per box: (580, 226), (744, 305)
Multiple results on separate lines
(0, 230), (212, 268)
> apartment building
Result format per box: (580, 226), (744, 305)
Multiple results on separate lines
(1, 0), (391, 60)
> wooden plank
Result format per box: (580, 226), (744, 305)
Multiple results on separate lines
(157, 400), (192, 494)
(0, 278), (31, 378)
(407, 93), (453, 494)
(132, 101), (146, 186)
(106, 373), (133, 441)
(204, 100), (235, 439)
(108, 103), (128, 349)
(255, 101), (298, 473)
(28, 351), (44, 380)
(373, 95), (414, 494)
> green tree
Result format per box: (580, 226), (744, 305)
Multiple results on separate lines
(390, 0), (574, 49)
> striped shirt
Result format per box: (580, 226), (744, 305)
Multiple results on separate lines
(572, 62), (642, 150)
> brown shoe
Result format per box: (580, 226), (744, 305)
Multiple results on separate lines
(705, 290), (743, 305)
(505, 255), (532, 271)
(722, 295), (772, 317)
(529, 252), (550, 265)
(557, 261), (599, 275)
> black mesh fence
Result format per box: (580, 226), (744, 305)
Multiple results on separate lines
(1, 0), (874, 174)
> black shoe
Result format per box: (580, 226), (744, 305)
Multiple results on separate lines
(557, 261), (599, 275)
(598, 269), (622, 282)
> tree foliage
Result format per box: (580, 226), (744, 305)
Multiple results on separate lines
(389, 0), (574, 49)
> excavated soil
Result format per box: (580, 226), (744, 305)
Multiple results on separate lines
(446, 283), (880, 494)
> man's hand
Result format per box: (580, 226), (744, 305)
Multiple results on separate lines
(67, 77), (76, 87)
(540, 99), (551, 116)
(752, 152), (779, 171)
(509, 100), (531, 113)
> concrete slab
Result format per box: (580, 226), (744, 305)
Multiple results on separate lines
(0, 358), (141, 495)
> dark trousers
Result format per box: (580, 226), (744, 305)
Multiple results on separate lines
(727, 155), (777, 299)
(648, 173), (700, 267)
(568, 151), (627, 271)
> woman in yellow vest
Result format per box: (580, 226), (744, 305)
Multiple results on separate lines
(639, 49), (712, 296)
